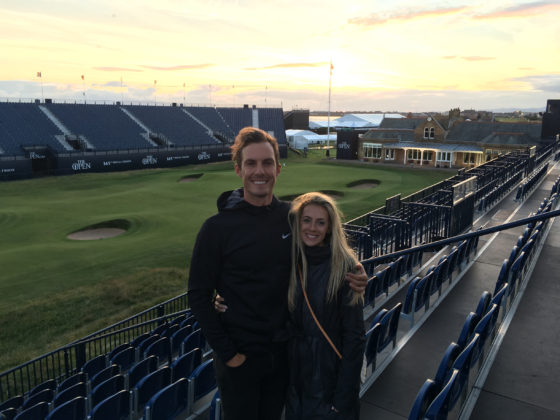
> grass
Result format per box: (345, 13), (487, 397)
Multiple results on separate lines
(0, 153), (452, 372)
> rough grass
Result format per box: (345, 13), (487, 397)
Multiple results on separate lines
(0, 154), (452, 372)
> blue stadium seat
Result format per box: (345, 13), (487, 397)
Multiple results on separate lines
(137, 335), (160, 358)
(171, 348), (203, 382)
(426, 264), (444, 297)
(45, 396), (86, 420)
(88, 389), (130, 420)
(13, 402), (49, 420)
(144, 378), (190, 420)
(150, 324), (168, 337)
(131, 366), (172, 417)
(209, 390), (223, 420)
(130, 333), (150, 349)
(369, 308), (387, 330)
(187, 359), (217, 408)
(128, 355), (159, 390)
(0, 407), (17, 420)
(424, 369), (459, 420)
(162, 324), (180, 340)
(490, 283), (509, 324)
(181, 329), (203, 355)
(0, 396), (23, 412)
(372, 266), (390, 299)
(90, 374), (126, 408)
(448, 334), (480, 407)
(21, 389), (54, 411)
(110, 346), (136, 372)
(364, 323), (382, 370)
(433, 342), (462, 390)
(474, 291), (492, 318)
(408, 379), (439, 420)
(170, 325), (193, 356)
(81, 355), (107, 381)
(108, 343), (131, 361)
(90, 364), (120, 389)
(456, 312), (480, 348)
(28, 379), (56, 397)
(401, 275), (430, 328)
(57, 372), (88, 393)
(472, 304), (498, 367)
(144, 336), (172, 365)
(52, 382), (88, 408)
(377, 303), (402, 352)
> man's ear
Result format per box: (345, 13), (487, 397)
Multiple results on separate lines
(235, 163), (241, 177)
(276, 163), (281, 175)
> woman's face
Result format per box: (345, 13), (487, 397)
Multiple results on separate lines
(300, 204), (330, 247)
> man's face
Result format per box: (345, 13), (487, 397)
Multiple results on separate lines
(235, 141), (281, 206)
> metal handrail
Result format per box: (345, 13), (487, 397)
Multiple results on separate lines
(361, 208), (560, 266)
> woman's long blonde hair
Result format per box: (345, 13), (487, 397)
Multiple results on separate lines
(288, 192), (362, 311)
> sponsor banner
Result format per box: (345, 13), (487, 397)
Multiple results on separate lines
(1, 146), (233, 180)
(0, 159), (33, 180)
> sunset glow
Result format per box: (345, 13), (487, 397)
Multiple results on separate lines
(1, 0), (559, 111)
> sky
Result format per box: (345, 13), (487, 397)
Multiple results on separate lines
(0, 0), (559, 112)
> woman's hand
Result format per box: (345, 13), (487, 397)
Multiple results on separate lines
(214, 294), (228, 312)
(345, 263), (367, 294)
(225, 353), (246, 367)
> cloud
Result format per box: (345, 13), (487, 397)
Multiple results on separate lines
(473, 2), (560, 19)
(462, 56), (496, 61)
(140, 64), (215, 71)
(348, 6), (468, 27)
(94, 67), (142, 72)
(442, 56), (496, 61)
(245, 62), (329, 70)
(97, 81), (125, 88)
(512, 74), (560, 92)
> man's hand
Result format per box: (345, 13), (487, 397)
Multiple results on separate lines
(214, 294), (228, 313)
(345, 263), (368, 294)
(225, 353), (246, 368)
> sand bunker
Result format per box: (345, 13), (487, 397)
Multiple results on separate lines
(67, 219), (130, 241)
(68, 228), (126, 240)
(179, 173), (203, 183)
(279, 190), (345, 201)
(347, 179), (380, 189)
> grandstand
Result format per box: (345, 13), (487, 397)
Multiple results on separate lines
(0, 134), (558, 419)
(0, 102), (287, 180)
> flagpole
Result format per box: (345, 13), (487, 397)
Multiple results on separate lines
(81, 75), (85, 103)
(327, 61), (332, 148)
(37, 72), (44, 102)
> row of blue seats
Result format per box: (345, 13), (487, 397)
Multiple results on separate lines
(0, 353), (215, 420)
(361, 227), (481, 389)
(400, 234), (480, 327)
(408, 284), (508, 420)
(0, 312), (212, 420)
(408, 176), (559, 419)
(363, 250), (424, 308)
(515, 163), (549, 201)
(477, 171), (521, 212)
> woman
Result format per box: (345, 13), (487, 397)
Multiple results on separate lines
(285, 192), (365, 419)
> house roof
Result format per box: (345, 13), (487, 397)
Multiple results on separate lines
(446, 121), (541, 145)
(379, 117), (425, 129)
(381, 142), (483, 152)
(361, 129), (416, 142)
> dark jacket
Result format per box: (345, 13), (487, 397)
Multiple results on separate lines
(286, 246), (365, 420)
(188, 188), (292, 362)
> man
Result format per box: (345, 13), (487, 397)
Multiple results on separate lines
(188, 127), (366, 420)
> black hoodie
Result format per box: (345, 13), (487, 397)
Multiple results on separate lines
(188, 188), (292, 362)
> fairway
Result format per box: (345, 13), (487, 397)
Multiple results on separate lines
(0, 153), (452, 372)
